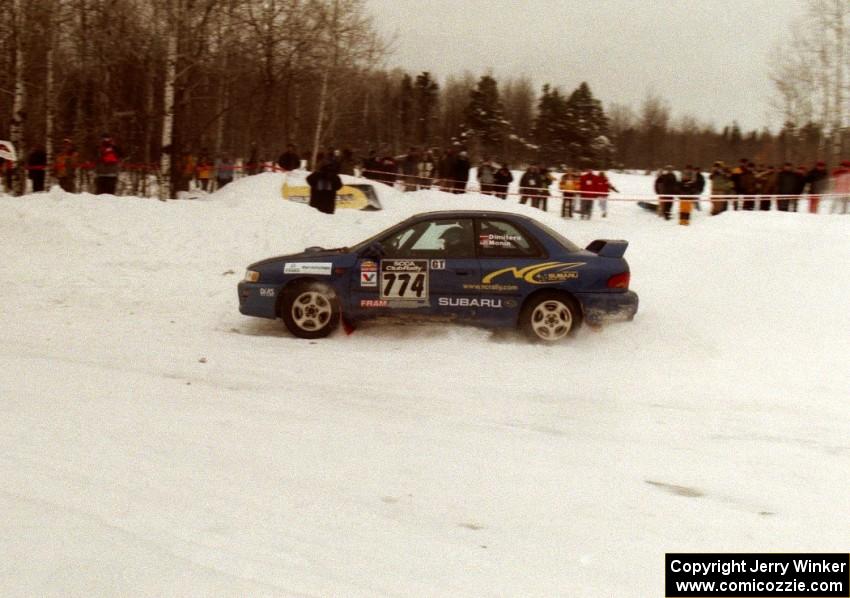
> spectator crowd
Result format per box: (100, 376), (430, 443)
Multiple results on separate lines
(2, 137), (849, 220)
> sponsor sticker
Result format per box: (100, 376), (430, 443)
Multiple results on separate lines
(360, 299), (388, 308)
(360, 259), (378, 287)
(535, 271), (579, 282)
(283, 262), (333, 276)
(430, 259), (446, 270)
(259, 287), (276, 297)
(360, 271), (377, 287)
(380, 259), (429, 300)
(462, 283), (519, 292)
(438, 297), (503, 308)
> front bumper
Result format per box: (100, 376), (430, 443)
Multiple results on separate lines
(576, 290), (639, 325)
(237, 281), (280, 319)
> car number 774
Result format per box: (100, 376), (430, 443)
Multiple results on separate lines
(382, 272), (426, 298)
(379, 259), (429, 300)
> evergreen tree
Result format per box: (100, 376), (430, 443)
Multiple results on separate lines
(501, 77), (535, 163)
(413, 71), (439, 146)
(532, 84), (570, 165)
(399, 73), (414, 148)
(564, 82), (609, 166)
(462, 75), (506, 157)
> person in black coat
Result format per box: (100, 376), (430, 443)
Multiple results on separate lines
(362, 150), (379, 180)
(804, 161), (829, 213)
(27, 146), (48, 192)
(277, 144), (301, 171)
(775, 162), (801, 211)
(453, 151), (471, 194)
(493, 164), (513, 199)
(654, 166), (679, 220)
(306, 160), (343, 214)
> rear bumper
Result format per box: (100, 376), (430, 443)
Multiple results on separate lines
(237, 281), (280, 319)
(576, 290), (639, 325)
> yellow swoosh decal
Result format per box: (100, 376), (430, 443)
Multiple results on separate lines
(482, 262), (585, 285)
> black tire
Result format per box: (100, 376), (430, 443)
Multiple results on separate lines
(280, 282), (340, 339)
(519, 292), (581, 342)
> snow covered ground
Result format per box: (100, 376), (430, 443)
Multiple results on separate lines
(1, 172), (848, 596)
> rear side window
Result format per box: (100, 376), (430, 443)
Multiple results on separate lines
(476, 219), (541, 257)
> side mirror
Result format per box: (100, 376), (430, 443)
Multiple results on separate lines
(362, 241), (385, 259)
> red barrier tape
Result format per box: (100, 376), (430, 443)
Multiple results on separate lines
(360, 168), (850, 202)
(15, 162), (850, 203)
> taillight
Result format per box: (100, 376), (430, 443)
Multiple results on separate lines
(607, 272), (630, 289)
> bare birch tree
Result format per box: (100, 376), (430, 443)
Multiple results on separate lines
(771, 0), (850, 160)
(10, 0), (27, 194)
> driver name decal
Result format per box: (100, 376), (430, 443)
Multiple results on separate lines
(479, 233), (522, 248)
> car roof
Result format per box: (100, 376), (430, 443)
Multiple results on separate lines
(405, 210), (536, 222)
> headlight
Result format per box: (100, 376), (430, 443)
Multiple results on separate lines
(244, 269), (260, 282)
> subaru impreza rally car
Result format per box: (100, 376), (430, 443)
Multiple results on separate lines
(238, 210), (638, 342)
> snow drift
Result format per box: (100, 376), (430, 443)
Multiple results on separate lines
(1, 173), (848, 596)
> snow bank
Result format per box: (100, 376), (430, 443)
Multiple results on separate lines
(1, 175), (848, 596)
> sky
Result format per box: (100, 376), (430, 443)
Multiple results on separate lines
(366, 0), (808, 132)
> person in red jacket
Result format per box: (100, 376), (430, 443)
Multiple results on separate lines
(830, 160), (850, 214)
(578, 168), (597, 220)
(594, 171), (618, 218)
(805, 161), (829, 213)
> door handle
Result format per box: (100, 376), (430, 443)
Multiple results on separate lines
(454, 269), (471, 276)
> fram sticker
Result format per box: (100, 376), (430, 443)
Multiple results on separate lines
(360, 299), (388, 308)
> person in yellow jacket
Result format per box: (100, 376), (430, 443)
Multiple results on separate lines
(196, 154), (213, 191)
(559, 168), (580, 218)
(180, 151), (196, 192)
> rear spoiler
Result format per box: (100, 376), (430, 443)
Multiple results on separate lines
(586, 239), (629, 259)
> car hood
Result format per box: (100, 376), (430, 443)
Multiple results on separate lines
(248, 247), (349, 269)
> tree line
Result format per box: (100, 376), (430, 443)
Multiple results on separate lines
(2, 0), (846, 197)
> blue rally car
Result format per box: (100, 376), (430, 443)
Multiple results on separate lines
(238, 210), (638, 342)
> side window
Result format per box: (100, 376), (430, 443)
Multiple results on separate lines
(381, 219), (475, 258)
(477, 219), (540, 257)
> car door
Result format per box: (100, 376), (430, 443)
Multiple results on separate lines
(350, 217), (480, 319)
(473, 217), (549, 322)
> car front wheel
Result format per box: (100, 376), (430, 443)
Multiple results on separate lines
(281, 283), (340, 339)
(520, 292), (581, 342)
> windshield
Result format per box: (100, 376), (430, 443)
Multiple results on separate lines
(351, 217), (419, 253)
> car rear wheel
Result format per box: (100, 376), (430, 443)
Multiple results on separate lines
(281, 283), (340, 339)
(520, 292), (581, 342)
